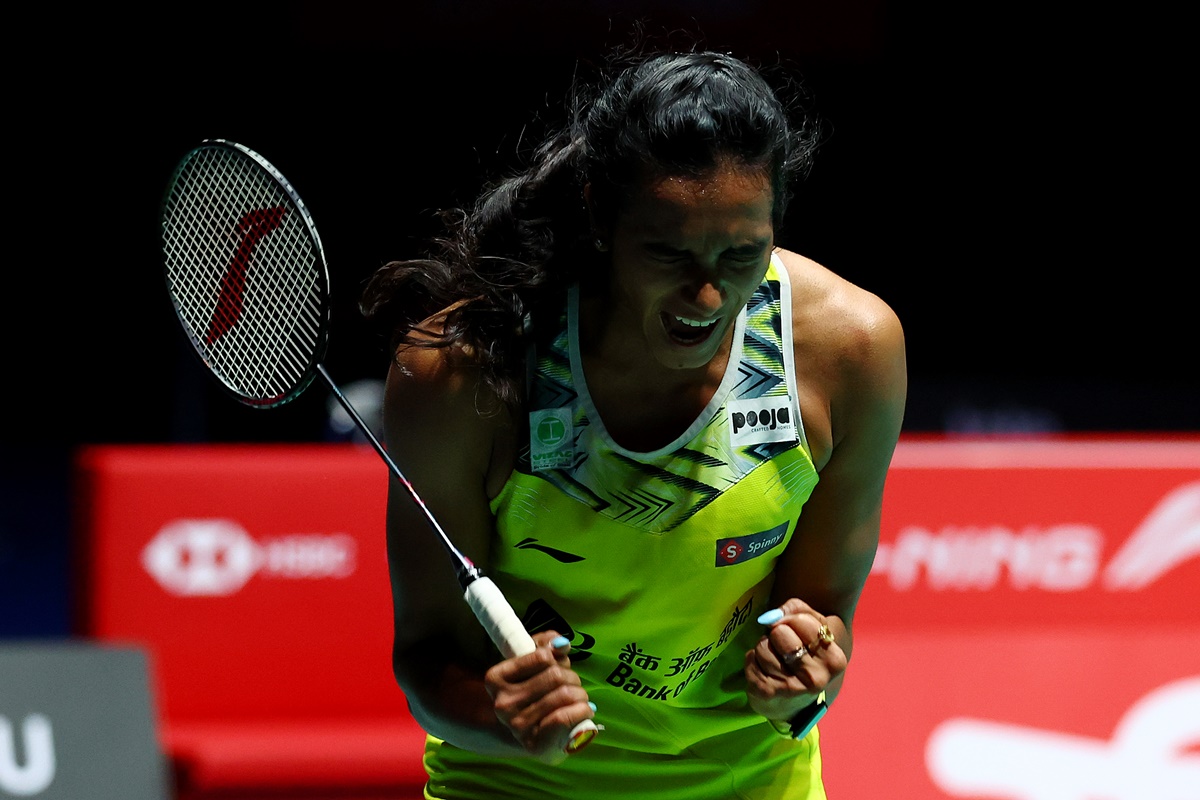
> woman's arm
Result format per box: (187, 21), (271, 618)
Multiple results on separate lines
(745, 255), (908, 723)
(383, 338), (593, 758)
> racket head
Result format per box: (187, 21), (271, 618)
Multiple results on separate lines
(161, 139), (330, 409)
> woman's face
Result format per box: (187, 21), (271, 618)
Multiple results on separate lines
(602, 162), (775, 372)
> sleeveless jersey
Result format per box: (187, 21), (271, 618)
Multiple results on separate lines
(422, 254), (825, 799)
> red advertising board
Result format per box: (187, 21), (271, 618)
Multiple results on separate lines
(860, 437), (1200, 628)
(75, 444), (405, 721)
(73, 437), (1200, 798)
(819, 628), (1200, 800)
(74, 444), (429, 796)
(822, 437), (1200, 800)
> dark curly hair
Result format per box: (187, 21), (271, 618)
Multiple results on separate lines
(360, 45), (820, 409)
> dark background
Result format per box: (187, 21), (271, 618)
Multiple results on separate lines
(3, 2), (1195, 635)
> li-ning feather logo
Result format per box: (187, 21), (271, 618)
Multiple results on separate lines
(515, 537), (585, 563)
(204, 205), (288, 345)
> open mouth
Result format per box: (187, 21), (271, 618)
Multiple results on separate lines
(663, 313), (720, 346)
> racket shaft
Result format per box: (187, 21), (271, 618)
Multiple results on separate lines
(323, 365), (600, 751)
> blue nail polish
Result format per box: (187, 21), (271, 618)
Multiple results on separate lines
(757, 608), (784, 626)
(551, 636), (571, 649)
(588, 702), (597, 713)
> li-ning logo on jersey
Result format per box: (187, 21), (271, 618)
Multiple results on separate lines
(716, 521), (789, 567)
(728, 396), (798, 447)
(515, 537), (585, 563)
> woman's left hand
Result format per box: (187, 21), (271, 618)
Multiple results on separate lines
(744, 598), (849, 720)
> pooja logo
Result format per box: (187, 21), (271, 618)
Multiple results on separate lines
(728, 396), (798, 447)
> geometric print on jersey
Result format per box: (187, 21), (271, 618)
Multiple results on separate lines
(519, 260), (812, 534)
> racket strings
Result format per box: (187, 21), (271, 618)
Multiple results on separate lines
(163, 145), (328, 405)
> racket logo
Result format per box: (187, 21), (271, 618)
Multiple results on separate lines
(204, 205), (288, 345)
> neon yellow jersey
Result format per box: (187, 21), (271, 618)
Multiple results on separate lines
(424, 255), (824, 799)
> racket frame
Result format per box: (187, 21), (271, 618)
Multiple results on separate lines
(161, 138), (331, 410)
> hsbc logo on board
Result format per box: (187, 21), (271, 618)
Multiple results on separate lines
(141, 519), (356, 596)
(871, 481), (1200, 592)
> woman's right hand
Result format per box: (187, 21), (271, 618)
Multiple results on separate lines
(484, 630), (596, 762)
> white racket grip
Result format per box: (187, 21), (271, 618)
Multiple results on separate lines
(463, 576), (536, 658)
(463, 576), (601, 755)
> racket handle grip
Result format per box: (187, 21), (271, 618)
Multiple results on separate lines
(463, 576), (601, 755)
(464, 575), (536, 658)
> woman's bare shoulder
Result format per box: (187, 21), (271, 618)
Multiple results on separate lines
(384, 315), (513, 481)
(774, 248), (904, 367)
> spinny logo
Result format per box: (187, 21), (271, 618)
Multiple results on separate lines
(716, 522), (789, 567)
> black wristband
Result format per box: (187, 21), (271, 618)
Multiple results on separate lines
(787, 691), (827, 740)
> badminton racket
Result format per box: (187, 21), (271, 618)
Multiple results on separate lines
(160, 138), (599, 754)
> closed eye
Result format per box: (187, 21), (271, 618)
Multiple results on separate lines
(645, 245), (691, 263)
(644, 243), (769, 266)
(722, 248), (770, 271)
(725, 253), (765, 266)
